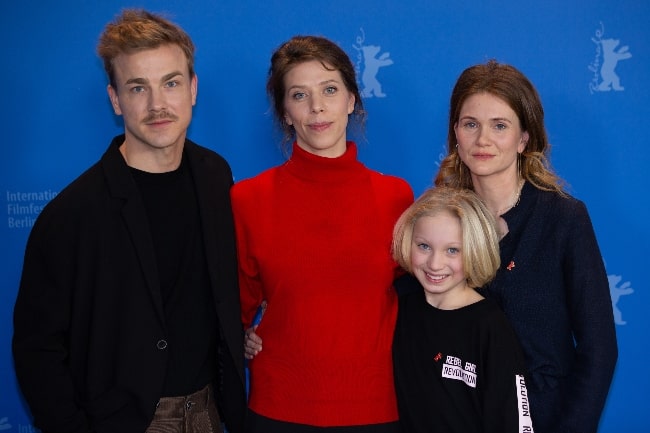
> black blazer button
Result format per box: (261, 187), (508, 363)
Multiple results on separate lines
(156, 339), (168, 350)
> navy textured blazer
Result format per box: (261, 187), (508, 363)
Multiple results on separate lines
(13, 135), (246, 433)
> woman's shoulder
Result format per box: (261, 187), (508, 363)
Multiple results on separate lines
(520, 187), (598, 245)
(367, 170), (414, 201)
(531, 185), (589, 217)
(231, 165), (281, 198)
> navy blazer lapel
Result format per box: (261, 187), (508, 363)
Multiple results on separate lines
(101, 136), (166, 324)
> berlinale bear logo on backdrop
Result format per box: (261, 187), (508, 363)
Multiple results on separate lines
(352, 28), (393, 98)
(608, 273), (633, 325)
(588, 22), (632, 93)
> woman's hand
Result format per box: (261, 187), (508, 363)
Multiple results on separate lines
(244, 325), (263, 360)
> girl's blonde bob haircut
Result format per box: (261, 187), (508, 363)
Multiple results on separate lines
(392, 187), (501, 289)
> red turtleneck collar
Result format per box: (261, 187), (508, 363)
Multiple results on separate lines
(282, 141), (365, 183)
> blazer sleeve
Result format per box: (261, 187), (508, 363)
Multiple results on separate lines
(560, 200), (618, 433)
(12, 210), (92, 433)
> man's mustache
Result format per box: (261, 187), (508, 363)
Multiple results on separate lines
(143, 111), (178, 123)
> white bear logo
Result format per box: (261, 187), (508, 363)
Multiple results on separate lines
(360, 45), (393, 98)
(608, 274), (633, 325)
(353, 28), (393, 98)
(588, 23), (632, 93)
(597, 38), (631, 91)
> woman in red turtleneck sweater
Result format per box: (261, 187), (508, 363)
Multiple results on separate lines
(231, 36), (413, 433)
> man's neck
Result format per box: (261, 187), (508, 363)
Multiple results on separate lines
(119, 139), (185, 173)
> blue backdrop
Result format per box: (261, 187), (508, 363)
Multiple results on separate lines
(2, 1), (648, 431)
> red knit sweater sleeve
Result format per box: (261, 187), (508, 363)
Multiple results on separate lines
(230, 177), (265, 328)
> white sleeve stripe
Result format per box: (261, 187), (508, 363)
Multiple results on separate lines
(516, 374), (535, 432)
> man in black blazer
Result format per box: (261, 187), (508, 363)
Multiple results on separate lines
(12, 9), (245, 433)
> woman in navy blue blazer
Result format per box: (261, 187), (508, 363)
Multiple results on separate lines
(433, 59), (617, 433)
